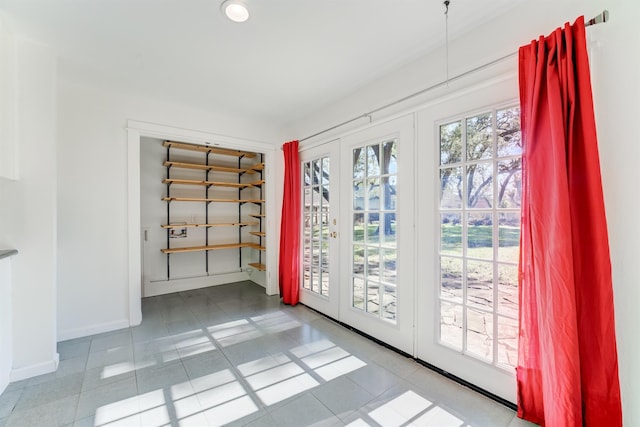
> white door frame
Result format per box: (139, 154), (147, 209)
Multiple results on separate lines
(126, 120), (279, 326)
(415, 77), (519, 403)
(299, 140), (341, 319)
(338, 114), (416, 355)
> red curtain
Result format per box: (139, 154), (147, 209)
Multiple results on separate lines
(279, 140), (301, 305)
(517, 16), (622, 426)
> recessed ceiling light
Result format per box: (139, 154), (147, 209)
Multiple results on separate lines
(221, 0), (249, 23)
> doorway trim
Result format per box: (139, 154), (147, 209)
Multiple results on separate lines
(126, 120), (279, 327)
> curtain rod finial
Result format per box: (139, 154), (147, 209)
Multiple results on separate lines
(586, 10), (610, 27)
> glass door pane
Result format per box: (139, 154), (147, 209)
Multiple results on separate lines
(351, 140), (398, 322)
(299, 142), (339, 319)
(437, 107), (521, 371)
(303, 157), (330, 297)
(339, 114), (415, 355)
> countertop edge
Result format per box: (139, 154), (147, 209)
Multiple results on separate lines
(0, 250), (18, 260)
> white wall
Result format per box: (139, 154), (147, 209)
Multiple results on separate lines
(0, 38), (58, 381)
(286, 0), (639, 424)
(57, 81), (283, 340)
(0, 16), (17, 180)
(0, 19), (16, 392)
(590, 1), (640, 425)
(286, 1), (605, 139)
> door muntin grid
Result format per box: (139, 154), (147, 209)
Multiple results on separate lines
(303, 157), (330, 296)
(352, 140), (398, 322)
(438, 105), (521, 370)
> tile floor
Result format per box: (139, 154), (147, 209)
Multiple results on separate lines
(0, 281), (538, 427)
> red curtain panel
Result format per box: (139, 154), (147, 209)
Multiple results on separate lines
(278, 140), (301, 305)
(517, 16), (622, 426)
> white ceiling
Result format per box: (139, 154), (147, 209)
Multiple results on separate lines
(0, 0), (521, 127)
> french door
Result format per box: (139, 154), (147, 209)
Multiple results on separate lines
(299, 116), (415, 354)
(416, 77), (520, 403)
(299, 142), (340, 318)
(338, 116), (415, 354)
(298, 86), (519, 403)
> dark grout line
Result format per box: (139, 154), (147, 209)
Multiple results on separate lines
(298, 302), (518, 412)
(23, 281), (517, 426)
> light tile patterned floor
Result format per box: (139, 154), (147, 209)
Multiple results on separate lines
(0, 281), (538, 427)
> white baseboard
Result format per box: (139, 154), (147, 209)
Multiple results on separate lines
(57, 319), (130, 342)
(10, 352), (59, 382)
(144, 271), (251, 297)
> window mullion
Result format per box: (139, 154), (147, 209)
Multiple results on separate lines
(492, 108), (500, 366)
(461, 118), (468, 355)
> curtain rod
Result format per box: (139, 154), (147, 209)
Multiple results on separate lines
(299, 10), (609, 143)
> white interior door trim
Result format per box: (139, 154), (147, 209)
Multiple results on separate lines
(338, 114), (416, 355)
(126, 120), (279, 327)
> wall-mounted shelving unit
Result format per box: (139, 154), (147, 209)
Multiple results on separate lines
(162, 140), (266, 279)
(247, 153), (266, 272)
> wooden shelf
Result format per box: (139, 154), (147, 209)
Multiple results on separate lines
(163, 197), (262, 203)
(161, 243), (246, 254)
(246, 179), (265, 187)
(164, 161), (255, 174)
(161, 141), (265, 280)
(248, 263), (266, 271)
(163, 141), (256, 158)
(162, 241), (266, 254)
(161, 222), (257, 229)
(163, 178), (250, 188)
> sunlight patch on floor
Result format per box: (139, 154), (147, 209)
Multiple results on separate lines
(347, 390), (468, 427)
